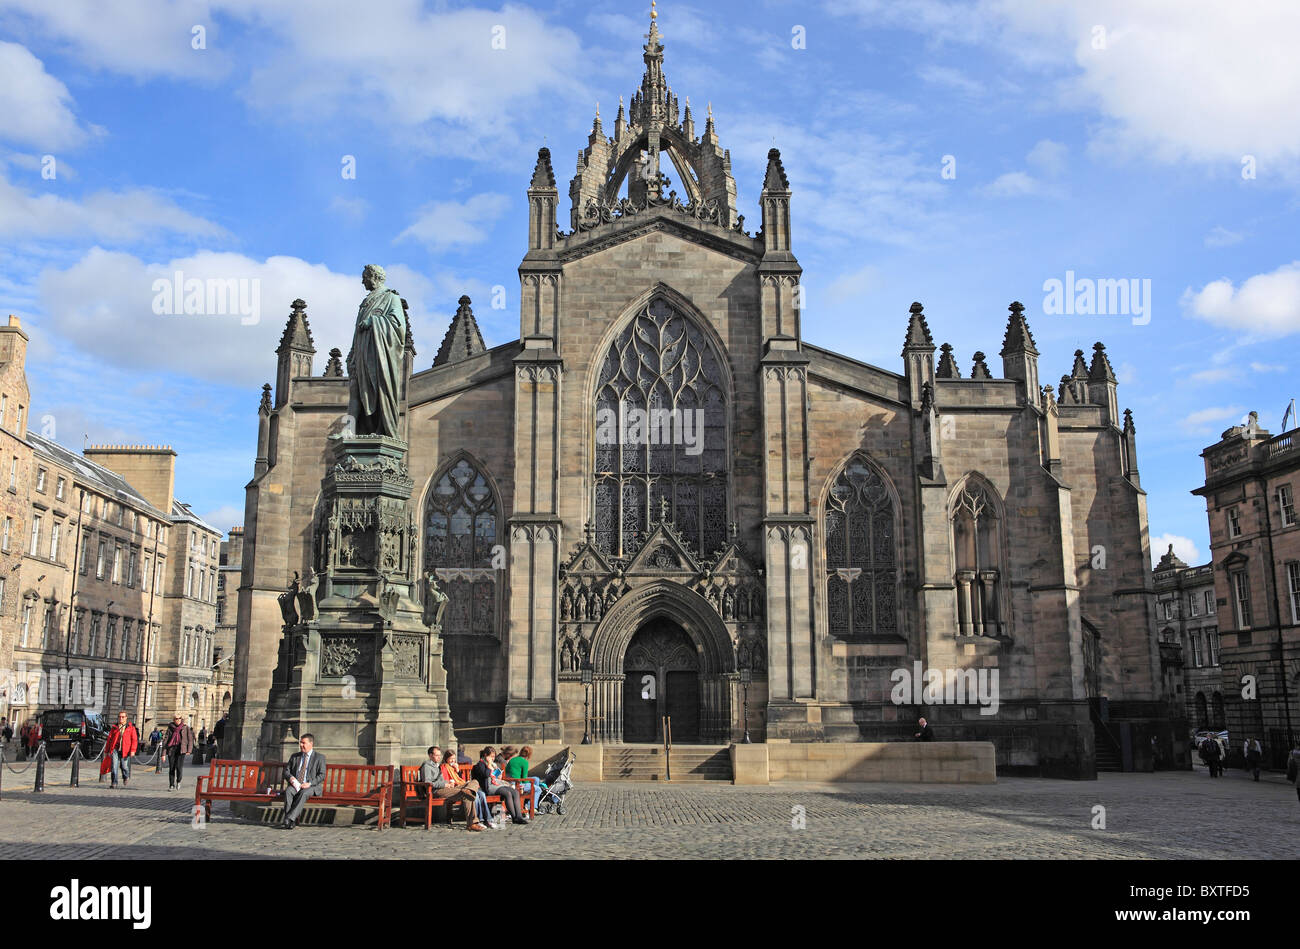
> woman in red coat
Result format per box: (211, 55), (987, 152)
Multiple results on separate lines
(100, 711), (139, 788)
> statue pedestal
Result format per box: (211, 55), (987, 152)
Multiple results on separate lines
(260, 435), (453, 766)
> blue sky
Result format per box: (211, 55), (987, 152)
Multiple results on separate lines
(1, 0), (1298, 565)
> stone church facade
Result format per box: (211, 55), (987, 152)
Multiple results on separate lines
(230, 17), (1172, 777)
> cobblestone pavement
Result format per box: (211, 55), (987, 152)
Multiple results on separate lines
(1, 757), (1295, 859)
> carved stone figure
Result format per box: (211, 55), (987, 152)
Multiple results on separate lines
(422, 571), (449, 632)
(346, 264), (407, 438)
(278, 575), (301, 627)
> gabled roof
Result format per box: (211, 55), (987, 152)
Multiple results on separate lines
(27, 432), (167, 517)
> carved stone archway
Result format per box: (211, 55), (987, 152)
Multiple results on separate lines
(587, 580), (734, 743)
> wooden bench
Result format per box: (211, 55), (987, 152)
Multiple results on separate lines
(194, 759), (286, 823)
(393, 764), (508, 829)
(316, 764), (394, 830)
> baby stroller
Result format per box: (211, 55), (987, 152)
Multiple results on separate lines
(535, 751), (576, 815)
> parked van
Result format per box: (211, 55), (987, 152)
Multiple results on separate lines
(36, 709), (107, 758)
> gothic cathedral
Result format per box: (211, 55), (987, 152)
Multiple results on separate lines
(230, 14), (1173, 778)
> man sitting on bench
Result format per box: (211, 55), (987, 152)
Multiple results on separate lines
(282, 734), (325, 829)
(420, 745), (484, 831)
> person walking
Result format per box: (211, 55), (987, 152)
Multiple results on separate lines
(100, 711), (139, 789)
(1202, 737), (1222, 777)
(1246, 738), (1262, 782)
(163, 714), (195, 790)
(913, 717), (934, 741)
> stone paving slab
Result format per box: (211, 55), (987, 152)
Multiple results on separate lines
(0, 759), (1295, 860)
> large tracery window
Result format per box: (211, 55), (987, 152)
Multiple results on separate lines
(825, 458), (898, 637)
(423, 457), (498, 635)
(951, 480), (1004, 636)
(593, 298), (728, 558)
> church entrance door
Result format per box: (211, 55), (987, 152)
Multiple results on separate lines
(620, 617), (701, 743)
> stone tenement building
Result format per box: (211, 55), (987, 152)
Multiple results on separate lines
(230, 15), (1170, 778)
(0, 317), (226, 732)
(0, 315), (33, 722)
(1193, 413), (1299, 768)
(1152, 545), (1223, 734)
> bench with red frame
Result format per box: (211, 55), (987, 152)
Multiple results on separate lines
(315, 764), (394, 830)
(195, 759), (394, 830)
(194, 759), (287, 823)
(393, 764), (506, 829)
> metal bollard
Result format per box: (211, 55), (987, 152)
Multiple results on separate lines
(33, 742), (46, 792)
(69, 744), (81, 788)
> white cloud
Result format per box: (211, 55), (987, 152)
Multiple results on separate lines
(984, 171), (1041, 197)
(32, 248), (437, 388)
(1151, 533), (1201, 567)
(1204, 226), (1244, 248)
(983, 141), (1066, 198)
(1179, 405), (1246, 436)
(0, 0), (228, 80)
(200, 504), (245, 535)
(1249, 361), (1286, 373)
(224, 1), (589, 156)
(992, 0), (1300, 167)
(0, 170), (227, 242)
(327, 196), (369, 222)
(1026, 139), (1067, 177)
(1181, 261), (1300, 337)
(825, 263), (882, 306)
(829, 0), (1300, 170)
(0, 41), (98, 150)
(917, 64), (984, 97)
(1189, 368), (1236, 384)
(395, 193), (511, 252)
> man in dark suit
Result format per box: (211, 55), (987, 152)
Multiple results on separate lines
(282, 734), (325, 829)
(913, 717), (935, 741)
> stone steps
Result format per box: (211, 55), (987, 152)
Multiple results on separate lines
(609, 745), (732, 781)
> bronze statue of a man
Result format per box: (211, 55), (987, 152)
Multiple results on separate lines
(347, 264), (407, 437)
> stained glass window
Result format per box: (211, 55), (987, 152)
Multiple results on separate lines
(825, 458), (897, 637)
(423, 458), (498, 635)
(593, 299), (728, 558)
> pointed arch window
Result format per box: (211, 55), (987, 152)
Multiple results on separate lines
(423, 457), (498, 636)
(825, 458), (898, 638)
(951, 481), (1004, 636)
(593, 298), (728, 558)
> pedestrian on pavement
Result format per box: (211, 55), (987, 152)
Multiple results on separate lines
(1246, 738), (1262, 781)
(148, 726), (162, 754)
(100, 711), (139, 788)
(197, 723), (207, 747)
(1202, 737), (1222, 777)
(913, 717), (934, 741)
(281, 734), (325, 829)
(163, 713), (195, 790)
(212, 712), (227, 757)
(0, 716), (11, 744)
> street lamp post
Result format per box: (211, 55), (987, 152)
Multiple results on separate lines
(739, 666), (752, 744)
(581, 665), (593, 745)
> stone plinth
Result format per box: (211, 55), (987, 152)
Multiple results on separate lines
(259, 435), (453, 767)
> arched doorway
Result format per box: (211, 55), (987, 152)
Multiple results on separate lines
(622, 618), (700, 743)
(587, 580), (734, 744)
